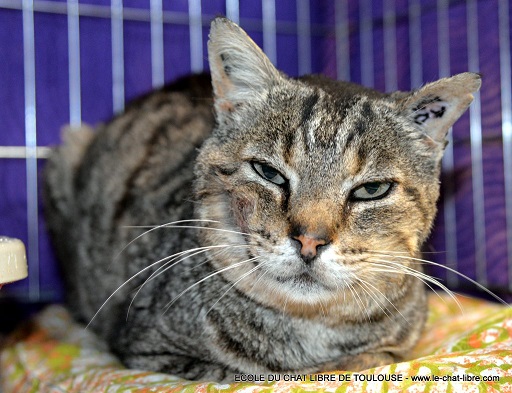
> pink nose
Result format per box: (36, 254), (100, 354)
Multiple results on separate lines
(292, 234), (327, 260)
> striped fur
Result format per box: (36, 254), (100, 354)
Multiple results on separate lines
(44, 18), (480, 381)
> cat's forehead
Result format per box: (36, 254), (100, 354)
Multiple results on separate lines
(260, 82), (408, 174)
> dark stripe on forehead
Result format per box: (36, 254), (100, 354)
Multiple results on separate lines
(354, 101), (376, 136)
(282, 129), (296, 164)
(341, 130), (355, 160)
(360, 100), (374, 122)
(300, 93), (320, 126)
(300, 93), (319, 153)
(341, 119), (366, 159)
(340, 99), (376, 157)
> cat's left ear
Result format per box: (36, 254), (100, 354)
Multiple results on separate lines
(397, 72), (481, 154)
(207, 17), (284, 122)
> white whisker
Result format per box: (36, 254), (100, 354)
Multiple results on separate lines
(185, 247), (230, 271)
(366, 249), (446, 255)
(128, 244), (252, 319)
(355, 279), (392, 321)
(366, 261), (441, 295)
(123, 224), (253, 238)
(162, 256), (261, 315)
(249, 265), (269, 292)
(370, 252), (510, 306)
(347, 279), (371, 322)
(87, 244), (243, 329)
(357, 277), (409, 324)
(115, 219), (222, 260)
(204, 258), (264, 318)
(366, 258), (462, 312)
(129, 248), (210, 320)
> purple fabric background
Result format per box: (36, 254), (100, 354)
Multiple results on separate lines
(0, 0), (511, 303)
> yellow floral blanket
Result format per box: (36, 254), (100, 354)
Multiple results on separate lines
(1, 294), (511, 393)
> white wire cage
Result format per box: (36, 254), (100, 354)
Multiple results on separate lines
(0, 0), (511, 305)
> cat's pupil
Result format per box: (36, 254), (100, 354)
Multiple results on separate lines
(364, 182), (381, 195)
(262, 165), (278, 180)
(251, 162), (286, 185)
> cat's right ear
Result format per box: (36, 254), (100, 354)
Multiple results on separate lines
(208, 17), (283, 121)
(396, 72), (481, 159)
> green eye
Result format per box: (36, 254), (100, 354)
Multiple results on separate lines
(351, 182), (392, 201)
(252, 162), (286, 185)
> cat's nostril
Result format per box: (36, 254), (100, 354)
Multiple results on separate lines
(292, 234), (330, 263)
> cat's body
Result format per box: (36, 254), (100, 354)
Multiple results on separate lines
(44, 18), (480, 381)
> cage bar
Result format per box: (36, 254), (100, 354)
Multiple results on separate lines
(188, 0), (203, 72)
(467, 0), (487, 285)
(359, 0), (373, 87)
(1, 0), (510, 304)
(335, 0), (350, 81)
(150, 0), (164, 88)
(262, 0), (277, 65)
(408, 0), (422, 88)
(383, 0), (397, 92)
(111, 0), (125, 113)
(437, 0), (458, 287)
(226, 0), (240, 25)
(297, 0), (311, 76)
(499, 0), (512, 290)
(67, 0), (81, 125)
(22, 0), (40, 302)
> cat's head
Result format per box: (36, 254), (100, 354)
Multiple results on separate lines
(194, 17), (480, 317)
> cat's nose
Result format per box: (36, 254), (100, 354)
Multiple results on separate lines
(292, 234), (329, 264)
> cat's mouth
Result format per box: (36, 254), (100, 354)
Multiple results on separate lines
(276, 271), (312, 283)
(274, 270), (326, 289)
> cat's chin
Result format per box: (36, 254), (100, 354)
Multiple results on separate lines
(275, 271), (317, 285)
(237, 267), (350, 317)
(273, 270), (332, 294)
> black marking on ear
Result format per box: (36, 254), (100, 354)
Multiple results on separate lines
(412, 96), (446, 125)
(412, 96), (442, 112)
(414, 113), (429, 124)
(431, 106), (446, 118)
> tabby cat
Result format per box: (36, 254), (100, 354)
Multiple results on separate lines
(44, 17), (481, 381)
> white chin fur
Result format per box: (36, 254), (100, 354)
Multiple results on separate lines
(253, 242), (356, 301)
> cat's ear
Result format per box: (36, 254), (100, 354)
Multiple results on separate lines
(208, 17), (283, 120)
(397, 72), (481, 153)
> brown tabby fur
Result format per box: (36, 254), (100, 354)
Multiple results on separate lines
(44, 17), (481, 381)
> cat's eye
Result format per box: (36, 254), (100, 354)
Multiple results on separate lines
(251, 162), (286, 185)
(351, 182), (392, 201)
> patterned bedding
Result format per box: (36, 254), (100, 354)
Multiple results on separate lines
(1, 294), (511, 393)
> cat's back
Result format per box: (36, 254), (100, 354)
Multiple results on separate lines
(44, 74), (215, 326)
